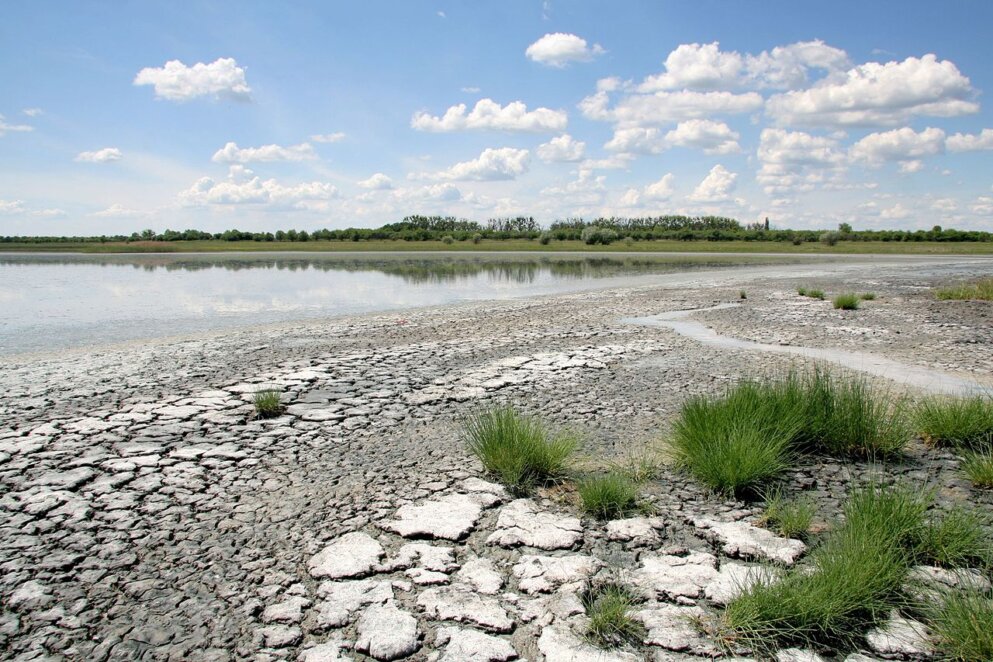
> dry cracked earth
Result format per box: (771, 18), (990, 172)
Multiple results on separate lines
(2, 256), (993, 662)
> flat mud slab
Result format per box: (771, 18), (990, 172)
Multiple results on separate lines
(1, 255), (991, 660)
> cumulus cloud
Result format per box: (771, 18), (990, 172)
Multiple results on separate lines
(133, 57), (251, 102)
(849, 127), (946, 165)
(579, 89), (762, 126)
(899, 160), (925, 174)
(87, 204), (148, 218)
(525, 33), (605, 67)
(688, 164), (737, 201)
(756, 128), (846, 195)
(0, 199), (64, 217)
(181, 168), (338, 208)
(310, 132), (346, 143)
(392, 183), (462, 204)
(880, 203), (911, 219)
(766, 54), (977, 126)
(605, 120), (739, 155)
(211, 142), (316, 163)
(75, 147), (123, 163)
(358, 173), (394, 190)
(536, 134), (586, 162)
(946, 128), (993, 152)
(415, 147), (530, 181)
(411, 98), (567, 132)
(541, 169), (607, 207)
(0, 114), (33, 136)
(644, 173), (676, 200)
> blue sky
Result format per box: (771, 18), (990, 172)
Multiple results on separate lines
(2, 0), (993, 235)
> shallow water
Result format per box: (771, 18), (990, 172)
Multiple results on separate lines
(0, 251), (800, 355)
(623, 304), (990, 396)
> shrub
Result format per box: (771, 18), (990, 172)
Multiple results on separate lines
(538, 231), (552, 245)
(833, 293), (860, 310)
(928, 588), (993, 661)
(253, 389), (284, 419)
(723, 483), (929, 652)
(961, 448), (993, 488)
(820, 231), (841, 246)
(581, 582), (645, 648)
(860, 292), (877, 300)
(934, 277), (993, 301)
(471, 233), (482, 244)
(581, 226), (618, 245)
(914, 396), (993, 449)
(578, 473), (639, 520)
(913, 506), (992, 569)
(792, 237), (804, 246)
(762, 489), (815, 539)
(462, 406), (577, 491)
(441, 235), (454, 245)
(797, 286), (807, 296)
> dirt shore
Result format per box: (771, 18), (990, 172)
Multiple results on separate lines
(1, 255), (991, 661)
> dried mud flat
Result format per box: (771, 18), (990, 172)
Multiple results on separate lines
(1, 255), (992, 662)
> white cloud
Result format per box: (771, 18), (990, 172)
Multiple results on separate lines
(849, 127), (946, 165)
(22, 108), (43, 117)
(880, 203), (911, 219)
(946, 128), (993, 152)
(973, 197), (993, 215)
(411, 98), (567, 132)
(310, 132), (346, 143)
(899, 160), (924, 174)
(415, 147), (530, 181)
(181, 168), (338, 208)
(536, 134), (585, 162)
(88, 204), (148, 218)
(579, 89), (763, 126)
(541, 169), (607, 207)
(392, 183), (462, 204)
(756, 128), (847, 194)
(639, 42), (744, 91)
(644, 173), (675, 200)
(133, 57), (251, 102)
(461, 86), (481, 94)
(0, 114), (33, 136)
(211, 142), (316, 163)
(525, 33), (605, 67)
(605, 120), (739, 155)
(0, 199), (26, 214)
(358, 173), (394, 190)
(766, 54), (977, 126)
(75, 147), (123, 163)
(688, 164), (737, 201)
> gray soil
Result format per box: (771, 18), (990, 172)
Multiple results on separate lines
(2, 255), (992, 661)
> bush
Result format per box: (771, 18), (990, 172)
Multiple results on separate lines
(914, 396), (993, 449)
(581, 582), (645, 648)
(581, 226), (619, 245)
(538, 231), (552, 245)
(961, 448), (993, 488)
(462, 406), (577, 491)
(578, 473), (639, 520)
(252, 389), (284, 419)
(762, 489), (815, 539)
(934, 277), (993, 301)
(441, 235), (454, 245)
(471, 233), (482, 244)
(820, 231), (841, 246)
(928, 588), (993, 661)
(833, 293), (860, 310)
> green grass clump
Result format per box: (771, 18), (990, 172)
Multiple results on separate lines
(934, 277), (993, 301)
(252, 389), (284, 418)
(762, 490), (815, 539)
(913, 506), (992, 570)
(914, 397), (993, 449)
(462, 406), (577, 491)
(581, 582), (645, 648)
(739, 290), (747, 299)
(797, 287), (825, 299)
(961, 448), (993, 488)
(833, 293), (860, 310)
(669, 380), (804, 496)
(928, 589), (993, 661)
(578, 473), (639, 520)
(860, 292), (877, 300)
(723, 483), (929, 652)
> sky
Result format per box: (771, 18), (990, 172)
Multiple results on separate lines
(2, 0), (993, 235)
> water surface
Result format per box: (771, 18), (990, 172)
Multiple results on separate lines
(0, 251), (805, 355)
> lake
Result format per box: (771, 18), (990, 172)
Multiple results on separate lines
(0, 251), (806, 355)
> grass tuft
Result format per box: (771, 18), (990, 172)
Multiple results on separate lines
(578, 473), (640, 520)
(581, 582), (645, 648)
(913, 506), (992, 570)
(860, 292), (877, 300)
(739, 290), (747, 300)
(762, 489), (815, 539)
(462, 406), (577, 491)
(252, 389), (284, 419)
(928, 588), (993, 661)
(833, 293), (860, 310)
(961, 448), (993, 488)
(914, 397), (993, 449)
(797, 287), (825, 299)
(934, 277), (993, 301)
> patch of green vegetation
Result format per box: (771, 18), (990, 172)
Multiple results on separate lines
(961, 448), (993, 488)
(762, 489), (815, 539)
(833, 293), (860, 310)
(797, 287), (826, 300)
(739, 290), (747, 300)
(462, 406), (577, 492)
(914, 396), (993, 449)
(581, 582), (645, 648)
(928, 588), (993, 661)
(934, 277), (993, 301)
(723, 483), (930, 652)
(860, 292), (877, 300)
(578, 473), (640, 520)
(252, 389), (284, 419)
(913, 505), (992, 570)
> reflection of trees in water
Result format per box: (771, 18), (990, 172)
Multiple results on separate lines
(0, 255), (774, 284)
